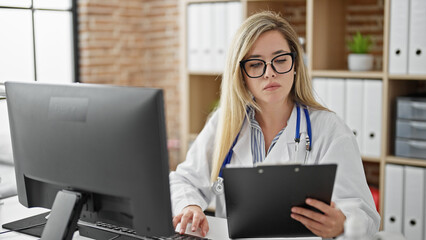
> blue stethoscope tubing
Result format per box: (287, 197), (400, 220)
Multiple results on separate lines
(218, 104), (312, 178)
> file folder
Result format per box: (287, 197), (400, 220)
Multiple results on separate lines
(345, 79), (364, 152)
(226, 2), (242, 50)
(212, 3), (227, 73)
(408, 0), (426, 74)
(199, 3), (213, 72)
(187, 4), (201, 72)
(362, 80), (382, 157)
(384, 164), (404, 233)
(312, 78), (328, 108)
(403, 166), (425, 240)
(388, 0), (409, 74)
(327, 78), (345, 121)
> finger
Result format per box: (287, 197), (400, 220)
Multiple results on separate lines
(291, 207), (325, 223)
(179, 213), (192, 234)
(305, 198), (332, 214)
(173, 214), (183, 228)
(303, 225), (323, 238)
(200, 218), (209, 237)
(291, 213), (323, 233)
(191, 212), (202, 232)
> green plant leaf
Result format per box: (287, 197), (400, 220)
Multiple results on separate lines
(347, 31), (372, 54)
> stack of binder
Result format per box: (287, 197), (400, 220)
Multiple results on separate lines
(187, 2), (242, 73)
(389, 0), (426, 75)
(312, 78), (382, 157)
(395, 97), (426, 160)
(384, 164), (426, 240)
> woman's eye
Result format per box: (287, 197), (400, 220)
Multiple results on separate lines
(249, 62), (263, 68)
(274, 59), (287, 64)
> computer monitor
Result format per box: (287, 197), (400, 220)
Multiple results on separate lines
(5, 81), (175, 239)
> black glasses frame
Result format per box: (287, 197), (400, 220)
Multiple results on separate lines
(240, 52), (297, 78)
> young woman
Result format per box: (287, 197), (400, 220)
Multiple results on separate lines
(170, 11), (380, 239)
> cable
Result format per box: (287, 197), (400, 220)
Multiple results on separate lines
(108, 234), (121, 240)
(0, 222), (46, 235)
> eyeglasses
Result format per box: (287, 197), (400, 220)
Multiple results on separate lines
(240, 52), (297, 78)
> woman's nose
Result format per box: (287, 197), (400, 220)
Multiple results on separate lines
(263, 62), (276, 78)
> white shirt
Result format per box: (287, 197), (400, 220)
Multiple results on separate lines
(248, 106), (285, 164)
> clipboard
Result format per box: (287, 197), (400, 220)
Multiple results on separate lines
(223, 164), (337, 238)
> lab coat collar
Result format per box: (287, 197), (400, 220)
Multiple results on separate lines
(231, 104), (307, 165)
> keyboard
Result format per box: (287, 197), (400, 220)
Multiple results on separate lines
(78, 220), (209, 240)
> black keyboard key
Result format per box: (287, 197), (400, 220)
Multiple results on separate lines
(80, 221), (209, 240)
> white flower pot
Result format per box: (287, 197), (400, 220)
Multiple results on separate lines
(348, 53), (374, 71)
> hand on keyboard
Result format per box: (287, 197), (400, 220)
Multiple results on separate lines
(172, 205), (209, 237)
(175, 222), (205, 239)
(88, 221), (208, 240)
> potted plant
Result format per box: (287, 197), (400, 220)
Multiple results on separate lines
(347, 31), (374, 71)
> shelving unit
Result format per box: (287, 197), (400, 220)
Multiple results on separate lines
(311, 70), (384, 79)
(180, 0), (426, 228)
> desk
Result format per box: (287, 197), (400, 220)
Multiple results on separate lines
(0, 196), (320, 240)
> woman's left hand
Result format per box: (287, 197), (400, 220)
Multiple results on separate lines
(291, 198), (346, 238)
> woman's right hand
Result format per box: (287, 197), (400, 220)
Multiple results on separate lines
(172, 205), (209, 237)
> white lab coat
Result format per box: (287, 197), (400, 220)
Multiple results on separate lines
(170, 105), (380, 237)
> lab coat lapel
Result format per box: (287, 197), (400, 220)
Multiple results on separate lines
(231, 118), (253, 167)
(265, 105), (306, 164)
(231, 105), (307, 166)
(286, 105), (308, 164)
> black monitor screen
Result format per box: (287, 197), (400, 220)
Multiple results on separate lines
(5, 81), (174, 239)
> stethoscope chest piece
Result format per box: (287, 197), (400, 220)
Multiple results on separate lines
(212, 177), (224, 195)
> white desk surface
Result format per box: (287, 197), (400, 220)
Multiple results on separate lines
(0, 196), (320, 240)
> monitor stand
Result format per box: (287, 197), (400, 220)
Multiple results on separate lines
(41, 190), (86, 240)
(2, 211), (50, 237)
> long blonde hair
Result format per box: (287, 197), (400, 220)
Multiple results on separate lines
(210, 11), (326, 182)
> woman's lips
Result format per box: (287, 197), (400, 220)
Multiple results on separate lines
(264, 83), (281, 91)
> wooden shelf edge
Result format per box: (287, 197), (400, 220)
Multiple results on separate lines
(311, 70), (384, 79)
(362, 156), (381, 163)
(386, 156), (426, 167)
(188, 71), (223, 76)
(388, 74), (426, 81)
(246, 0), (306, 2)
(185, 0), (232, 4)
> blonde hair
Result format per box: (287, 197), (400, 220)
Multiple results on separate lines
(210, 11), (326, 182)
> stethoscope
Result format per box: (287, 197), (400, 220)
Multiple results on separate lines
(211, 104), (312, 195)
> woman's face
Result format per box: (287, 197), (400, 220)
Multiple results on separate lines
(242, 30), (295, 107)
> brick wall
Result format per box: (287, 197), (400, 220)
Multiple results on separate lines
(78, 0), (181, 169)
(246, 1), (306, 49)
